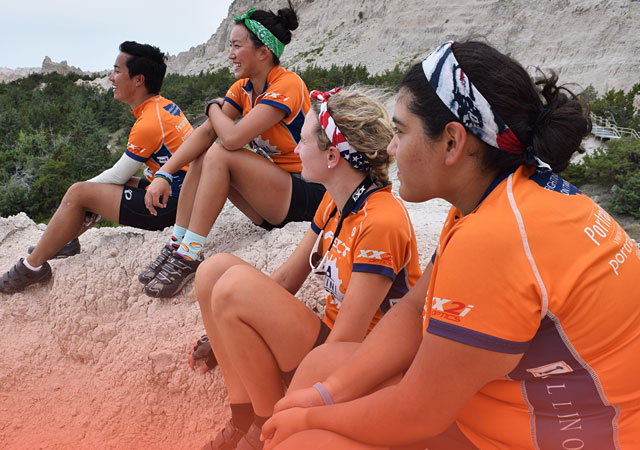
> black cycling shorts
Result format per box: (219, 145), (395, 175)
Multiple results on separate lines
(118, 179), (179, 231)
(259, 173), (326, 230)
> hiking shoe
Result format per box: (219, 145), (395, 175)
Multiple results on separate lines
(0, 258), (52, 293)
(201, 419), (246, 450)
(236, 423), (263, 450)
(28, 237), (80, 259)
(138, 244), (176, 285)
(144, 253), (202, 298)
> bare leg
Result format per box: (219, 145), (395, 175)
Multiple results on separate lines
(207, 265), (320, 417)
(276, 430), (387, 450)
(173, 152), (205, 229)
(27, 182), (123, 266)
(187, 144), (292, 237)
(288, 342), (360, 391)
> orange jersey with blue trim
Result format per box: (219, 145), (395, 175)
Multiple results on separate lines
(312, 185), (422, 332)
(126, 95), (193, 197)
(423, 165), (640, 449)
(224, 66), (310, 172)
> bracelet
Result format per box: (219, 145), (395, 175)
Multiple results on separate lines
(204, 99), (222, 116)
(313, 382), (334, 405)
(154, 170), (173, 185)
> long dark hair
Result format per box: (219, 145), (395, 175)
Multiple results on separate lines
(400, 41), (591, 173)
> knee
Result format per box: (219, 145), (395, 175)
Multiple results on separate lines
(195, 254), (240, 302)
(203, 142), (229, 168)
(61, 182), (90, 208)
(209, 264), (255, 319)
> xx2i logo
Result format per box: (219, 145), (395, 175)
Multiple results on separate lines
(431, 297), (474, 322)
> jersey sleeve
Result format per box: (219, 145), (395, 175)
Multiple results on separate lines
(426, 210), (543, 354)
(125, 114), (163, 162)
(351, 197), (415, 281)
(224, 80), (245, 114)
(256, 73), (305, 123)
(310, 191), (334, 235)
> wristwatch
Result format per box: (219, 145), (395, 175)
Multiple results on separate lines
(204, 99), (223, 116)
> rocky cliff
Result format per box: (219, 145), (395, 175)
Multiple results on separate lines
(168, 0), (640, 93)
(0, 56), (96, 83)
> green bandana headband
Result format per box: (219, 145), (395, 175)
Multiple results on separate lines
(234, 7), (285, 59)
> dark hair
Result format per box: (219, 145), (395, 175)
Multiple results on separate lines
(119, 41), (167, 94)
(400, 41), (591, 173)
(234, 0), (298, 65)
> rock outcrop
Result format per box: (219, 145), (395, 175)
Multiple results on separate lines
(0, 174), (448, 448)
(168, 0), (640, 93)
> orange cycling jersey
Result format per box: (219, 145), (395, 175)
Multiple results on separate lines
(424, 165), (640, 449)
(312, 185), (422, 333)
(125, 95), (193, 197)
(224, 66), (310, 173)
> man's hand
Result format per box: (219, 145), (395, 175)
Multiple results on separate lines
(144, 178), (170, 215)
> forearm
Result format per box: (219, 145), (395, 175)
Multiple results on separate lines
(160, 122), (217, 174)
(323, 300), (423, 403)
(306, 382), (431, 446)
(208, 106), (247, 150)
(86, 153), (141, 184)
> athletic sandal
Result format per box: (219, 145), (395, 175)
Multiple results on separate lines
(138, 244), (176, 285)
(201, 419), (247, 450)
(236, 423), (263, 450)
(28, 237), (80, 259)
(143, 253), (202, 298)
(0, 258), (52, 293)
(189, 334), (218, 370)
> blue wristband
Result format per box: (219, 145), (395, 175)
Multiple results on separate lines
(313, 382), (334, 405)
(154, 170), (173, 184)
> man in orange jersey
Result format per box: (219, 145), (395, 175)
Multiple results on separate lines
(0, 41), (193, 293)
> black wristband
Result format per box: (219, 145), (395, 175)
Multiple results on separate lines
(204, 99), (222, 116)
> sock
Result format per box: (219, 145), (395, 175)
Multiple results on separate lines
(230, 403), (254, 432)
(176, 230), (206, 261)
(253, 414), (270, 428)
(23, 258), (42, 271)
(169, 224), (188, 249)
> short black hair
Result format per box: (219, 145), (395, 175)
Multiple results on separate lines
(119, 41), (167, 94)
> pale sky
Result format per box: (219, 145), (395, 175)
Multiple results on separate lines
(0, 0), (235, 71)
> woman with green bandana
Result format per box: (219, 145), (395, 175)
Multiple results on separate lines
(138, 1), (325, 299)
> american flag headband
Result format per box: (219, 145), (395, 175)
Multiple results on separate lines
(422, 41), (525, 155)
(310, 88), (370, 172)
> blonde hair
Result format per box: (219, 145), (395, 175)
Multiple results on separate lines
(311, 87), (394, 185)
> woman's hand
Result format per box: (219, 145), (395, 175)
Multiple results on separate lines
(144, 177), (171, 215)
(273, 386), (325, 414)
(261, 407), (309, 450)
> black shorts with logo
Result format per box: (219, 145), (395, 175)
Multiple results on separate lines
(258, 173), (326, 230)
(118, 179), (179, 231)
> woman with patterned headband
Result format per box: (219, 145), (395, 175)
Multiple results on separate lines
(193, 88), (422, 450)
(261, 41), (640, 449)
(137, 2), (326, 298)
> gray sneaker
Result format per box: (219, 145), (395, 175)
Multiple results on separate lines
(138, 244), (176, 285)
(236, 423), (263, 450)
(143, 253), (202, 298)
(0, 258), (52, 293)
(201, 419), (246, 450)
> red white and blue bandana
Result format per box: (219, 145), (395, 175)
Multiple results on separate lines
(422, 41), (523, 154)
(310, 88), (370, 172)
